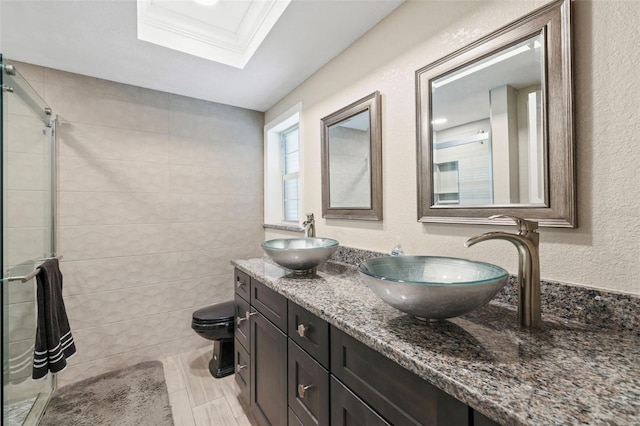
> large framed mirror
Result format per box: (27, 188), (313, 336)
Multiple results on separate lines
(321, 91), (382, 220)
(416, 0), (575, 227)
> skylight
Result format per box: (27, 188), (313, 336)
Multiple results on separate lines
(137, 0), (291, 69)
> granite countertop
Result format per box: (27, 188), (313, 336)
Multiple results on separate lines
(232, 257), (640, 425)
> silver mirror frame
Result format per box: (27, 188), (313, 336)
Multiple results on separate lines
(416, 0), (575, 228)
(321, 91), (383, 221)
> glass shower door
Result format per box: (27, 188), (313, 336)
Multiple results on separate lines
(2, 58), (56, 426)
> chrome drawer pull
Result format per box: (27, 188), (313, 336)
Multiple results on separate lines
(236, 311), (256, 325)
(298, 384), (313, 398)
(297, 324), (308, 338)
(236, 364), (247, 374)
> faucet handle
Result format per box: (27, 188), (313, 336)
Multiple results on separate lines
(489, 215), (538, 232)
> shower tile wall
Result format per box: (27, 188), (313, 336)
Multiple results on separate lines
(14, 62), (265, 386)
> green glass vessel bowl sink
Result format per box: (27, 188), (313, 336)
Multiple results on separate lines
(358, 256), (509, 320)
(262, 237), (339, 273)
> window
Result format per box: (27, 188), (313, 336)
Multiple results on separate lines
(264, 104), (302, 226)
(281, 125), (300, 221)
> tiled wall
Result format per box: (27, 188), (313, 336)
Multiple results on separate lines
(14, 61), (265, 386)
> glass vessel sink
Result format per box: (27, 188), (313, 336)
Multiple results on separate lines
(358, 256), (509, 320)
(262, 238), (339, 274)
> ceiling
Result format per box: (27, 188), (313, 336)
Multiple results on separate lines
(0, 0), (403, 112)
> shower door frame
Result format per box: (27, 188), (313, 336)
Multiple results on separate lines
(1, 56), (58, 426)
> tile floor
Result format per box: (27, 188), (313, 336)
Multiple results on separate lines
(162, 346), (253, 426)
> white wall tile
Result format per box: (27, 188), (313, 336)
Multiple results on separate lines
(60, 253), (174, 296)
(64, 275), (231, 329)
(6, 190), (47, 228)
(45, 83), (170, 133)
(59, 192), (171, 226)
(59, 224), (172, 260)
(5, 152), (48, 191)
(10, 61), (45, 86)
(6, 114), (48, 155)
(7, 339), (35, 382)
(5, 228), (49, 266)
(58, 156), (170, 193)
(7, 302), (36, 343)
(58, 121), (169, 163)
(16, 64), (267, 387)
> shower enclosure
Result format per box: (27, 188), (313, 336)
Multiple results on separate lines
(1, 57), (57, 425)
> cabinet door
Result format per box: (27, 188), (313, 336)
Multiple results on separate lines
(330, 376), (390, 426)
(251, 312), (287, 426)
(234, 337), (250, 407)
(288, 340), (329, 426)
(234, 294), (251, 352)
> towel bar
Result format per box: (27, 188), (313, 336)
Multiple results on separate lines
(3, 255), (64, 283)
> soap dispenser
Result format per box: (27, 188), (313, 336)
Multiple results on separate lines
(390, 238), (405, 256)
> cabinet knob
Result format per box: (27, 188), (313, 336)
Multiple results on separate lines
(236, 364), (247, 374)
(297, 383), (313, 398)
(297, 323), (308, 338)
(236, 279), (246, 288)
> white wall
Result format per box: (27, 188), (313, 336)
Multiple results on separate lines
(265, 0), (640, 296)
(15, 62), (265, 385)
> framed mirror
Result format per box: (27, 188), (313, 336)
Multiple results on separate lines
(416, 0), (575, 227)
(321, 91), (382, 220)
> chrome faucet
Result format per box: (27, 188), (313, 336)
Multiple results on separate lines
(302, 213), (315, 238)
(464, 215), (541, 328)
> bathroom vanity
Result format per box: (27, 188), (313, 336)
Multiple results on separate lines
(232, 257), (640, 425)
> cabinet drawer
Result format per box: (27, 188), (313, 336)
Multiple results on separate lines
(234, 337), (250, 407)
(234, 294), (250, 352)
(235, 269), (250, 301)
(330, 376), (390, 426)
(330, 327), (469, 426)
(288, 302), (329, 369)
(288, 340), (329, 426)
(251, 278), (287, 331)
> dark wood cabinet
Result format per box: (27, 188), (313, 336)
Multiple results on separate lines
(234, 294), (250, 351)
(233, 268), (502, 426)
(251, 278), (287, 331)
(235, 269), (251, 301)
(288, 302), (330, 369)
(330, 376), (390, 426)
(288, 340), (329, 426)
(251, 311), (287, 426)
(473, 410), (502, 426)
(234, 271), (289, 426)
(331, 327), (470, 426)
(234, 337), (250, 407)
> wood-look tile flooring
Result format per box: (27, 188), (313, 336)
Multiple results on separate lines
(162, 346), (254, 426)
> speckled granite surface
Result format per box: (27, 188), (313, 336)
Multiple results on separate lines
(232, 256), (640, 425)
(332, 246), (640, 333)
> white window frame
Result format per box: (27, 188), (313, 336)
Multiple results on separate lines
(264, 103), (303, 226)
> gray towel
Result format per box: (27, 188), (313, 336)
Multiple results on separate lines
(33, 258), (76, 380)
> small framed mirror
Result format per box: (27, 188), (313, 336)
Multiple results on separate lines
(416, 0), (575, 227)
(321, 91), (382, 221)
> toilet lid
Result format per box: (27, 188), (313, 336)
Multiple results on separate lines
(192, 300), (235, 324)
